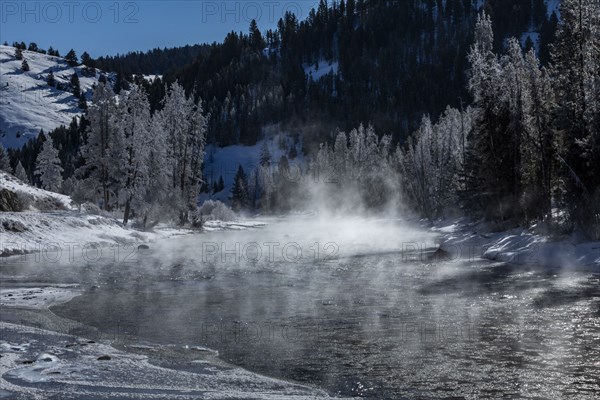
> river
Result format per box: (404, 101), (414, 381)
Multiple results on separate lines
(2, 217), (599, 398)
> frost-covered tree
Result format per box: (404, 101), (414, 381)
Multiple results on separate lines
(0, 143), (10, 171)
(399, 107), (473, 218)
(259, 141), (271, 166)
(519, 49), (555, 221)
(153, 82), (207, 224)
(311, 124), (397, 211)
(142, 110), (171, 227)
(77, 82), (117, 210)
(464, 11), (521, 221)
(114, 84), (152, 224)
(552, 0), (600, 234)
(14, 160), (28, 182)
(35, 139), (63, 192)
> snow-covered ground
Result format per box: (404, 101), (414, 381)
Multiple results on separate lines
(1, 171), (267, 257)
(0, 45), (106, 148)
(1, 171), (73, 210)
(0, 282), (336, 400)
(0, 321), (335, 399)
(433, 218), (600, 269)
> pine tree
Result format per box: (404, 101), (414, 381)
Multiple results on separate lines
(0, 143), (10, 171)
(78, 93), (87, 109)
(21, 59), (29, 71)
(65, 49), (78, 66)
(520, 49), (555, 221)
(47, 70), (55, 87)
(14, 160), (28, 182)
(80, 51), (92, 67)
(15, 47), (22, 60)
(77, 82), (117, 210)
(552, 0), (600, 236)
(35, 139), (63, 192)
(259, 141), (271, 166)
(231, 165), (250, 211)
(70, 73), (81, 97)
(464, 12), (518, 221)
(249, 19), (265, 50)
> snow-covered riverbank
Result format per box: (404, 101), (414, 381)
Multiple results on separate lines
(0, 321), (335, 399)
(433, 218), (600, 269)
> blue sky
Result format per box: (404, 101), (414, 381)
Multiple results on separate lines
(1, 1), (318, 57)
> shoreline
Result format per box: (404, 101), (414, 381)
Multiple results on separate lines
(430, 218), (600, 270)
(0, 279), (339, 399)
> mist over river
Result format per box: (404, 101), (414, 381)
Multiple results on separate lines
(3, 217), (599, 398)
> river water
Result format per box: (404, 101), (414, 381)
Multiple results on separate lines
(5, 218), (600, 398)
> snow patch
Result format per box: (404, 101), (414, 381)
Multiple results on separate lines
(0, 285), (81, 309)
(436, 219), (600, 269)
(304, 60), (339, 81)
(545, 0), (561, 19)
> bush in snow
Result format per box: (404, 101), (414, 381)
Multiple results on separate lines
(196, 200), (237, 222)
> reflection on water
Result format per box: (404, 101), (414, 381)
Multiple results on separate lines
(6, 219), (600, 399)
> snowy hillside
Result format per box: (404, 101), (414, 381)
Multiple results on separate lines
(201, 135), (305, 204)
(0, 45), (106, 148)
(0, 171), (73, 211)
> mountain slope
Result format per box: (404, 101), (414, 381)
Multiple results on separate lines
(0, 45), (105, 148)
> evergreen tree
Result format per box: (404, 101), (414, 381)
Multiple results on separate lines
(231, 165), (250, 211)
(47, 70), (55, 87)
(14, 160), (28, 182)
(464, 12), (518, 220)
(0, 143), (9, 171)
(65, 49), (78, 66)
(35, 139), (63, 192)
(78, 93), (88, 109)
(80, 51), (92, 66)
(70, 73), (81, 97)
(15, 47), (22, 60)
(552, 0), (600, 236)
(77, 82), (117, 210)
(249, 19), (265, 50)
(259, 141), (271, 166)
(21, 59), (29, 71)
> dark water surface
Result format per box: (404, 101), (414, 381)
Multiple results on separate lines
(8, 219), (600, 398)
